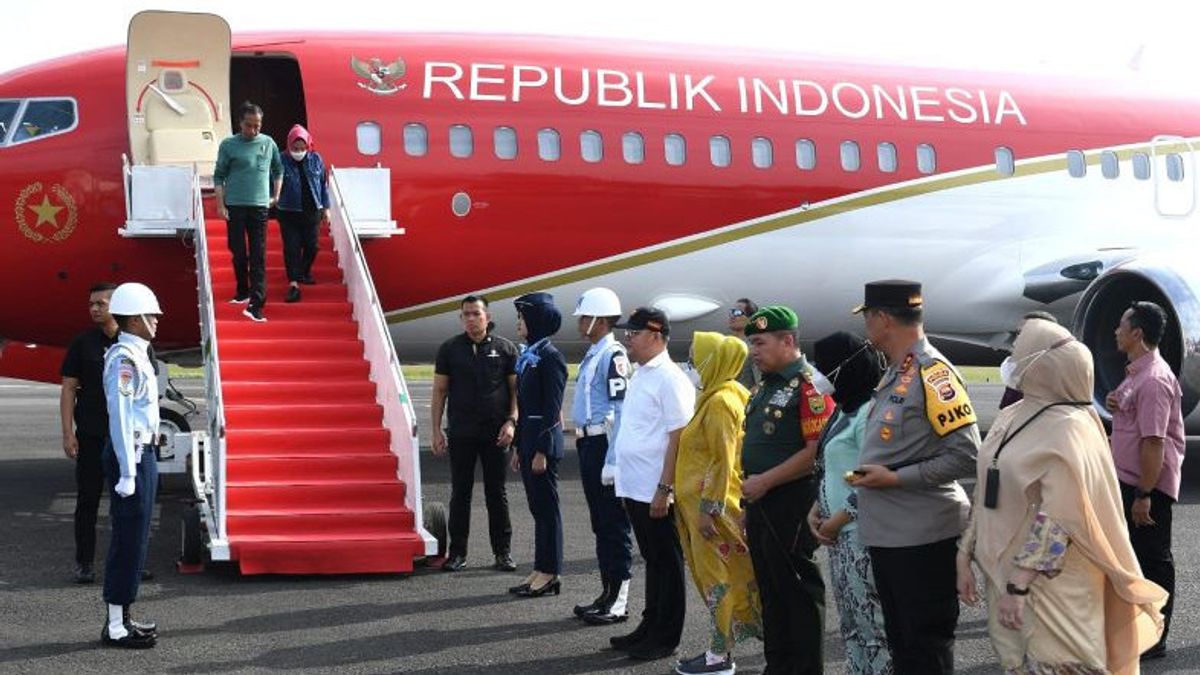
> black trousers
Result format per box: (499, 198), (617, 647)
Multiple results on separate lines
(625, 498), (686, 649)
(102, 442), (157, 607)
(447, 436), (512, 558)
(869, 537), (959, 675)
(745, 477), (825, 675)
(1120, 482), (1175, 650)
(278, 209), (320, 283)
(74, 433), (106, 564)
(577, 435), (632, 581)
(226, 205), (268, 310)
(520, 454), (562, 574)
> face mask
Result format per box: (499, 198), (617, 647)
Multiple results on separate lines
(999, 348), (1051, 390)
(290, 150), (307, 161)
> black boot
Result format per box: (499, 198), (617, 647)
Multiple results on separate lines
(574, 575), (610, 618)
(123, 605), (157, 637)
(583, 577), (629, 625)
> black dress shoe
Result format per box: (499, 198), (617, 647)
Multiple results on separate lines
(140, 569), (155, 582)
(443, 554), (466, 572)
(101, 625), (156, 649)
(493, 554), (516, 572)
(627, 642), (676, 661)
(285, 286), (301, 303)
(516, 577), (561, 597)
(609, 624), (649, 650)
(301, 275), (316, 285)
(574, 580), (608, 617)
(74, 563), (95, 584)
(582, 609), (628, 625)
(123, 606), (156, 635)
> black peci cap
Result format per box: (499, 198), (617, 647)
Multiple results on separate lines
(614, 306), (670, 336)
(852, 280), (923, 314)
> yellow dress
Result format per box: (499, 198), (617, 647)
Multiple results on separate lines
(675, 331), (763, 653)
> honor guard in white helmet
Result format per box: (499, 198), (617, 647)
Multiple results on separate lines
(99, 282), (163, 648)
(569, 287), (635, 624)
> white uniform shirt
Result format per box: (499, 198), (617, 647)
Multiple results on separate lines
(612, 349), (695, 503)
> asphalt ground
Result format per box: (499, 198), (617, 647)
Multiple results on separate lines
(3, 376), (1199, 674)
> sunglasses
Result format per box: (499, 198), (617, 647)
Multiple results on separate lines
(622, 329), (644, 339)
(729, 308), (746, 318)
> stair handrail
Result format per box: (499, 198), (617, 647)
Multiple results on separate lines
(327, 166), (436, 556)
(192, 170), (229, 556)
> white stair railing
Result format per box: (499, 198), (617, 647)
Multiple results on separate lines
(190, 172), (230, 559)
(328, 166), (436, 555)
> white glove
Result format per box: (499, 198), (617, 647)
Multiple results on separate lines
(600, 464), (616, 486)
(115, 476), (136, 498)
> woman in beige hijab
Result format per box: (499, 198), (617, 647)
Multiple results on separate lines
(956, 318), (1166, 674)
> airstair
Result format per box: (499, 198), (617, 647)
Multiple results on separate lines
(125, 164), (434, 574)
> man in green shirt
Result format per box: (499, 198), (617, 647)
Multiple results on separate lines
(213, 101), (282, 322)
(741, 306), (834, 675)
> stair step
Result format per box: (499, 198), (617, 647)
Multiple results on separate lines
(226, 481), (406, 511)
(227, 510), (415, 537)
(222, 379), (377, 405)
(225, 402), (383, 429)
(220, 338), (365, 360)
(220, 359), (369, 381)
(209, 249), (335, 265)
(231, 536), (424, 574)
(226, 427), (392, 456)
(214, 282), (348, 303)
(216, 319), (358, 340)
(214, 300), (352, 321)
(227, 454), (398, 482)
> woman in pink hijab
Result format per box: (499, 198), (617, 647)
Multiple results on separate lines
(276, 124), (330, 303)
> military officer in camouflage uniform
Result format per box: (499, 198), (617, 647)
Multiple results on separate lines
(741, 306), (835, 675)
(850, 280), (980, 675)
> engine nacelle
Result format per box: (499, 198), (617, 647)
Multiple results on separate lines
(1073, 256), (1200, 428)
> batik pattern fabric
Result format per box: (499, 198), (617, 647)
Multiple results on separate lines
(829, 527), (894, 675)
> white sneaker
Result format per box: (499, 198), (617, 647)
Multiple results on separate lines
(243, 307), (267, 322)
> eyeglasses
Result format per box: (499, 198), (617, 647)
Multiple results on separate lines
(729, 308), (746, 318)
(622, 329), (643, 339)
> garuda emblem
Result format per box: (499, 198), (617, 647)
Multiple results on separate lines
(351, 56), (407, 95)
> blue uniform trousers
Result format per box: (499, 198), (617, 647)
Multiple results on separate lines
(519, 455), (562, 575)
(576, 435), (632, 581)
(102, 440), (157, 606)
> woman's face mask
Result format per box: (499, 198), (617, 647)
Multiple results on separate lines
(289, 150), (308, 162)
(1000, 339), (1071, 390)
(684, 353), (713, 390)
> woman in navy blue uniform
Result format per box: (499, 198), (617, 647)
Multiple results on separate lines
(508, 292), (567, 597)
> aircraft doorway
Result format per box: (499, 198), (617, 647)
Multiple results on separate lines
(230, 55), (307, 152)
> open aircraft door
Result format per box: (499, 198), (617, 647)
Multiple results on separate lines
(126, 11), (230, 187)
(1151, 135), (1196, 218)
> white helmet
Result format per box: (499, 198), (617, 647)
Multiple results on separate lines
(109, 282), (163, 316)
(573, 287), (622, 317)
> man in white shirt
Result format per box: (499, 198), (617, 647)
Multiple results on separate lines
(608, 307), (696, 662)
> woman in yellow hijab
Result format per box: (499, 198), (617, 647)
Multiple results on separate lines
(957, 318), (1166, 674)
(674, 331), (763, 675)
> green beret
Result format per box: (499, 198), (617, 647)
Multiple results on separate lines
(744, 305), (798, 336)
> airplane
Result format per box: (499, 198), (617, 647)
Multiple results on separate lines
(1, 12), (1198, 433)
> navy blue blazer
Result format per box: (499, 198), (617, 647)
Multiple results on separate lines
(515, 342), (567, 461)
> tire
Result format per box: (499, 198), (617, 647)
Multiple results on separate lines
(424, 501), (448, 558)
(180, 503), (204, 565)
(159, 408), (190, 438)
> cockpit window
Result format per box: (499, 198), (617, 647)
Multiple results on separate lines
(0, 100), (19, 145)
(8, 98), (78, 146)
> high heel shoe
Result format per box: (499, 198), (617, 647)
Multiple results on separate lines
(517, 576), (561, 598)
(508, 582), (531, 595)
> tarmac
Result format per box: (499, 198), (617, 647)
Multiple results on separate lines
(3, 376), (1198, 674)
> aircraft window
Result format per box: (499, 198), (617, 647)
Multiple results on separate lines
(1100, 151), (1120, 179)
(494, 126), (517, 160)
(581, 130), (603, 163)
(538, 128), (561, 161)
(665, 133), (686, 166)
(877, 142), (898, 173)
(623, 132), (645, 164)
(403, 123), (427, 157)
(1132, 152), (1151, 180)
(357, 122), (382, 156)
(795, 139), (816, 170)
(10, 98), (77, 145)
(1066, 150), (1087, 178)
(752, 137), (773, 169)
(840, 141), (861, 172)
(995, 147), (1015, 176)
(1166, 153), (1185, 182)
(0, 99), (19, 144)
(710, 135), (731, 167)
(450, 124), (473, 159)
(917, 144), (936, 174)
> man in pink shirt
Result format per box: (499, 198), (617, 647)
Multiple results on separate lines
(1106, 301), (1186, 661)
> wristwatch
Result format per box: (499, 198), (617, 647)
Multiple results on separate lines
(1005, 582), (1030, 596)
(656, 482), (675, 496)
(1135, 488), (1154, 500)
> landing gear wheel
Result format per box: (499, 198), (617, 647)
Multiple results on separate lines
(178, 503), (204, 571)
(159, 408), (190, 437)
(424, 501), (448, 558)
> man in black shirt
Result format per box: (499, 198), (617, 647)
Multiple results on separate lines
(432, 295), (519, 572)
(60, 283), (119, 583)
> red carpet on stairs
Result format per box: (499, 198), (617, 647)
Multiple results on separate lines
(204, 217), (425, 574)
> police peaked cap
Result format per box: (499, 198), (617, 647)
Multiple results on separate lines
(852, 280), (923, 314)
